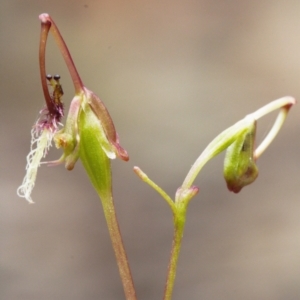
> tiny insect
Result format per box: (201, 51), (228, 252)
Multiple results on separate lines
(46, 74), (64, 119)
(46, 74), (64, 106)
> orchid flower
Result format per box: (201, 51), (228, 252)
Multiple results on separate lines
(17, 14), (136, 300)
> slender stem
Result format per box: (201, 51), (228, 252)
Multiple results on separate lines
(254, 104), (291, 158)
(133, 166), (176, 213)
(163, 212), (186, 300)
(100, 190), (137, 300)
(250, 97), (295, 159)
(79, 109), (136, 300)
(250, 96), (295, 120)
(83, 163), (137, 300)
(39, 20), (55, 115)
(39, 13), (84, 94)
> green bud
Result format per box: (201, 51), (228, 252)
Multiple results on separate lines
(223, 120), (258, 193)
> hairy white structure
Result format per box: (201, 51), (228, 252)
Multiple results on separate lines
(17, 123), (55, 203)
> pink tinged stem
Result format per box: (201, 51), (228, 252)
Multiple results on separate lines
(39, 20), (55, 115)
(101, 191), (137, 300)
(39, 13), (84, 94)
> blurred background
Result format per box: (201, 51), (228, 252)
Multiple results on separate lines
(1, 1), (300, 299)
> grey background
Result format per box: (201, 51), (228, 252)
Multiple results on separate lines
(1, 1), (300, 299)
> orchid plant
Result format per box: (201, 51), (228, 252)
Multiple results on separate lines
(17, 14), (296, 300)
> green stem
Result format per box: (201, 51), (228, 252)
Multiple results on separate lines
(82, 160), (137, 300)
(99, 189), (137, 300)
(163, 211), (186, 300)
(133, 167), (176, 213)
(79, 107), (136, 300)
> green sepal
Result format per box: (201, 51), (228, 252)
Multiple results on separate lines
(78, 102), (112, 198)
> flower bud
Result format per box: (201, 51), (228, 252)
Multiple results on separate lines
(223, 120), (258, 193)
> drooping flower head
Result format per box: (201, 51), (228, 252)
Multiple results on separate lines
(18, 14), (128, 203)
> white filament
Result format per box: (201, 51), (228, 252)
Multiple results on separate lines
(17, 126), (54, 203)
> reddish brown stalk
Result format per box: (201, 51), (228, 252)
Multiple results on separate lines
(39, 13), (84, 94)
(39, 21), (54, 115)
